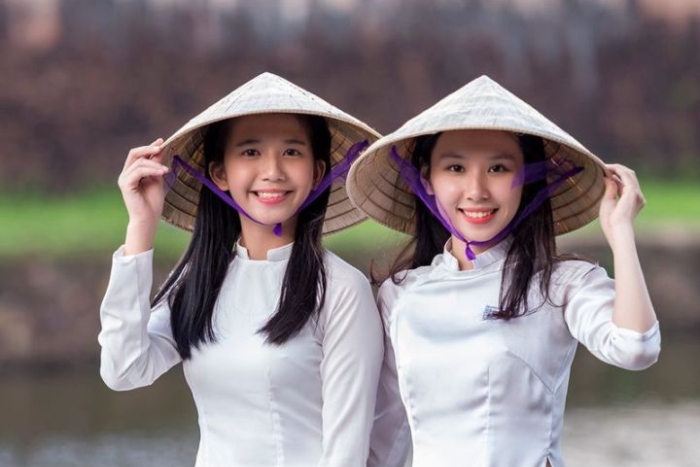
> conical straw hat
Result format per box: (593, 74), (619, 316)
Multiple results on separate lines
(346, 75), (607, 236)
(161, 72), (381, 235)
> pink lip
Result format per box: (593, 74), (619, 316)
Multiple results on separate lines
(253, 191), (289, 205)
(459, 209), (497, 225)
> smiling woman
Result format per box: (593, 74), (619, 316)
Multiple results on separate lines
(347, 75), (661, 467)
(96, 72), (384, 467)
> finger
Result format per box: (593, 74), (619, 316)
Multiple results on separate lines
(603, 176), (618, 200)
(120, 166), (169, 190)
(124, 140), (166, 168)
(606, 164), (639, 188)
(120, 161), (168, 186)
(124, 158), (169, 176)
(147, 138), (167, 162)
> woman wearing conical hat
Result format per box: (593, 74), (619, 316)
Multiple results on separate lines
(347, 76), (660, 467)
(98, 72), (384, 466)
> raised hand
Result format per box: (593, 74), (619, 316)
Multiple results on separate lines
(117, 138), (169, 255)
(599, 163), (646, 251)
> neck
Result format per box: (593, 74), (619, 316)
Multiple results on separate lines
(239, 217), (297, 260)
(450, 236), (473, 271)
(450, 235), (497, 271)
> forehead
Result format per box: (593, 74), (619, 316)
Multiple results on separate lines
(432, 129), (523, 161)
(228, 113), (310, 140)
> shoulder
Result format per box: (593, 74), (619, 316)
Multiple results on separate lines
(550, 258), (613, 300)
(321, 250), (376, 310)
(553, 258), (607, 281)
(320, 250), (382, 328)
(376, 264), (432, 320)
(323, 250), (372, 289)
(378, 263), (432, 295)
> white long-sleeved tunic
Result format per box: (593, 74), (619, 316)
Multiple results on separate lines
(99, 242), (383, 467)
(368, 240), (660, 467)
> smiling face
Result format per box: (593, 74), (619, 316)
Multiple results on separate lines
(209, 113), (325, 240)
(425, 129), (525, 255)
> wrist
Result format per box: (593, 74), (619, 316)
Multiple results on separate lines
(608, 224), (636, 253)
(124, 221), (157, 255)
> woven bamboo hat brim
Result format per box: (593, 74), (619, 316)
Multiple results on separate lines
(161, 72), (381, 235)
(346, 75), (607, 236)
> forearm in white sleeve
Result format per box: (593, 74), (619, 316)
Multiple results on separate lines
(564, 264), (660, 371)
(98, 246), (181, 390)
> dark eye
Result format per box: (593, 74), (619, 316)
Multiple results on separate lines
(283, 148), (302, 157)
(447, 164), (464, 173)
(241, 149), (259, 157)
(488, 164), (509, 173)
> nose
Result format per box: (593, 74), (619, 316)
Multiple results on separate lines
(466, 171), (489, 201)
(261, 153), (286, 182)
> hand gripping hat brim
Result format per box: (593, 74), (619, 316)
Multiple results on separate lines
(161, 72), (381, 235)
(346, 75), (607, 236)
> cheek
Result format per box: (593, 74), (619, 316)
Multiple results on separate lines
(430, 176), (461, 202)
(504, 184), (523, 210)
(294, 160), (318, 188)
(222, 161), (257, 194)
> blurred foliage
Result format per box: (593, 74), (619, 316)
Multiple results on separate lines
(0, 0), (699, 194)
(1, 178), (698, 259)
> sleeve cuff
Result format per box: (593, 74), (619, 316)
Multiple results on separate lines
(611, 320), (660, 341)
(114, 245), (154, 262)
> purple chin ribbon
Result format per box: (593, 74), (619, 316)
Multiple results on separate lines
(165, 140), (370, 236)
(389, 145), (583, 261)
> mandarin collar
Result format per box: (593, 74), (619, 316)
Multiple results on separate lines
(235, 241), (294, 262)
(433, 238), (512, 273)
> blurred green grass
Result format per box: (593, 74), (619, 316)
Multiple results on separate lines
(1, 179), (698, 259)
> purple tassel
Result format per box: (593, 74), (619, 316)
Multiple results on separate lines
(296, 139), (369, 212)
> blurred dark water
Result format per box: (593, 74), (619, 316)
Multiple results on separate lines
(0, 333), (698, 467)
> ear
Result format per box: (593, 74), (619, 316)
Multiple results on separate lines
(209, 161), (229, 191)
(420, 166), (434, 195)
(312, 159), (327, 189)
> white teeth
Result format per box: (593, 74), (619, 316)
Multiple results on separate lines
(463, 210), (494, 219)
(257, 192), (285, 199)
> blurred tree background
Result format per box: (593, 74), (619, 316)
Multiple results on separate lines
(1, 0), (699, 368)
(1, 5), (699, 465)
(0, 0), (699, 194)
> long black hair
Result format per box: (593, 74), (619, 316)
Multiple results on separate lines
(382, 131), (560, 319)
(153, 114), (332, 358)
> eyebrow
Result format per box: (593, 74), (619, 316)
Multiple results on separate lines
(435, 152), (518, 161)
(282, 138), (308, 146)
(233, 138), (308, 147)
(488, 153), (518, 161)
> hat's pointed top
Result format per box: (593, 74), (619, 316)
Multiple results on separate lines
(382, 74), (591, 158)
(234, 71), (305, 94)
(164, 71), (376, 147)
